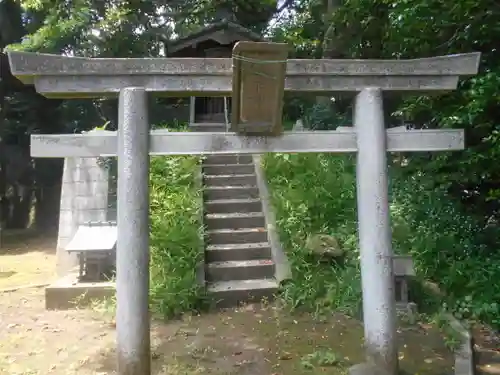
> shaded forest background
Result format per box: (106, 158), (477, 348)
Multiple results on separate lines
(0, 0), (499, 317)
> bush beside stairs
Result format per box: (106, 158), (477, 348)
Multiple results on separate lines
(194, 122), (279, 307)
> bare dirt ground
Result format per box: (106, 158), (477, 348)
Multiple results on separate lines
(0, 230), (57, 290)
(0, 231), (460, 375)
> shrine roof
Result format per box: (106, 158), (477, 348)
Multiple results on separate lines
(167, 20), (264, 55)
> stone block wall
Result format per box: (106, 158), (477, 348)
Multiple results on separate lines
(56, 157), (110, 276)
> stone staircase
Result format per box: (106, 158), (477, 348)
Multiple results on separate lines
(193, 122), (279, 307)
(475, 339), (500, 375)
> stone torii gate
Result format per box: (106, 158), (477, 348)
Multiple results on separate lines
(7, 48), (480, 375)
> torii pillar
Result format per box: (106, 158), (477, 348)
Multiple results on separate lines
(7, 48), (481, 375)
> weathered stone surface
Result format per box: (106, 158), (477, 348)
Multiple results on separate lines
(252, 154), (291, 282)
(293, 119), (305, 131)
(392, 255), (415, 277)
(8, 51), (480, 78)
(305, 234), (344, 258)
(30, 129), (465, 158)
(349, 362), (392, 375)
(6, 51), (481, 97)
(56, 157), (109, 276)
(32, 75), (462, 98)
(45, 273), (115, 310)
(446, 314), (475, 375)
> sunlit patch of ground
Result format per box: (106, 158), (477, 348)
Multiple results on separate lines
(1, 290), (455, 375)
(0, 231), (456, 375)
(0, 230), (57, 290)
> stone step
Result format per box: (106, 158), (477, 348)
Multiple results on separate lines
(206, 228), (268, 244)
(204, 198), (262, 214)
(205, 212), (265, 230)
(208, 278), (278, 308)
(190, 123), (226, 132)
(204, 174), (257, 187)
(204, 186), (259, 200)
(206, 242), (272, 262)
(204, 154), (253, 165)
(206, 259), (275, 282)
(203, 164), (255, 175)
(475, 349), (500, 375)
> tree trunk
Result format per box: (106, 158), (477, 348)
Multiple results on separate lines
(32, 97), (64, 231)
(34, 159), (63, 232)
(317, 0), (391, 124)
(9, 184), (32, 229)
(321, 0), (345, 60)
(315, 0), (349, 124)
(0, 64), (6, 245)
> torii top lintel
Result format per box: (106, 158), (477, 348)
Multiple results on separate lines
(6, 50), (481, 99)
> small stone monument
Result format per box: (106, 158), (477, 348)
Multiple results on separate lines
(293, 119), (305, 131)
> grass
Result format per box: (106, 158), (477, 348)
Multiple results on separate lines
(263, 152), (500, 328)
(263, 153), (362, 316)
(0, 151), (204, 319)
(0, 150), (460, 374)
(390, 170), (500, 327)
(1, 287), (454, 375)
(100, 124), (205, 318)
(148, 155), (206, 318)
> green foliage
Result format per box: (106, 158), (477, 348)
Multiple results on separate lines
(1, 0), (499, 331)
(303, 102), (351, 130)
(266, 0), (500, 331)
(149, 155), (205, 318)
(304, 103), (334, 130)
(0, 0), (25, 48)
(432, 311), (463, 351)
(390, 168), (500, 327)
(300, 349), (341, 370)
(263, 153), (362, 316)
(265, 153), (500, 328)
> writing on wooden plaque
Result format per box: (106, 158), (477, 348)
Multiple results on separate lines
(231, 41), (289, 136)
